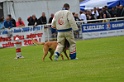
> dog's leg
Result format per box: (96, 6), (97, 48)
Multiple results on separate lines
(63, 49), (69, 60)
(49, 51), (54, 61)
(42, 45), (49, 61)
(60, 54), (64, 60)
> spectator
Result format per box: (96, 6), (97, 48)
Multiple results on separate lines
(49, 14), (57, 38)
(74, 13), (80, 38)
(74, 13), (80, 21)
(4, 16), (13, 37)
(109, 7), (117, 17)
(105, 6), (111, 18)
(80, 11), (87, 23)
(0, 16), (5, 30)
(102, 14), (109, 22)
(92, 7), (99, 19)
(102, 6), (111, 18)
(8, 14), (16, 27)
(86, 10), (94, 20)
(116, 5), (120, 17)
(27, 15), (37, 26)
(117, 5), (124, 17)
(16, 17), (25, 27)
(37, 12), (47, 25)
(49, 14), (54, 23)
(4, 16), (13, 29)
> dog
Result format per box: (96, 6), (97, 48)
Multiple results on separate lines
(32, 39), (70, 61)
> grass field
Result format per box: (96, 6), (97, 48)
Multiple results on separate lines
(0, 36), (124, 82)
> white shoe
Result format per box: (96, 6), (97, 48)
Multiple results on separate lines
(71, 58), (78, 60)
(14, 56), (24, 59)
(19, 56), (24, 59)
(75, 58), (78, 60)
(14, 57), (19, 59)
(54, 54), (59, 61)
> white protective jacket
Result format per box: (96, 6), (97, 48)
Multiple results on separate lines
(51, 10), (79, 31)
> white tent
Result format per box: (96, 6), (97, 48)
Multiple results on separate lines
(1, 0), (80, 26)
(80, 0), (120, 10)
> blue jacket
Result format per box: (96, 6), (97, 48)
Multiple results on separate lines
(4, 21), (13, 28)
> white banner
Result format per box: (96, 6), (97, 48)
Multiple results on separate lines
(82, 21), (124, 39)
(0, 26), (45, 48)
(83, 29), (124, 39)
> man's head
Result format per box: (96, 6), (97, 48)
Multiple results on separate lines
(42, 12), (46, 17)
(104, 6), (108, 10)
(94, 7), (97, 11)
(80, 10), (86, 14)
(63, 3), (70, 10)
(18, 17), (22, 21)
(51, 14), (54, 18)
(75, 13), (79, 17)
(8, 14), (12, 19)
(72, 12), (75, 16)
(32, 15), (36, 20)
(119, 5), (123, 9)
(6, 16), (10, 21)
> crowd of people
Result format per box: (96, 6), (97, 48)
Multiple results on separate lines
(0, 5), (124, 38)
(0, 15), (25, 30)
(79, 5), (124, 23)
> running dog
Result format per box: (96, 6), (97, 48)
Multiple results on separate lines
(32, 39), (70, 61)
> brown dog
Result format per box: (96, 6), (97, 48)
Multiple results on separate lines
(32, 39), (70, 61)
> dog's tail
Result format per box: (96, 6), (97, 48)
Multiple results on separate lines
(32, 39), (45, 45)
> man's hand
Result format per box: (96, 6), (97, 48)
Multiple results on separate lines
(52, 26), (56, 29)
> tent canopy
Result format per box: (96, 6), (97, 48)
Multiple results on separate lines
(80, 0), (124, 10)
(2, 0), (80, 26)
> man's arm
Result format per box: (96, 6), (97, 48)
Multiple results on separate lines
(51, 17), (56, 28)
(67, 11), (79, 31)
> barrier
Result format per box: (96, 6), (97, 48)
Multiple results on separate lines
(45, 16), (124, 40)
(0, 25), (45, 48)
(82, 20), (124, 39)
(0, 17), (124, 48)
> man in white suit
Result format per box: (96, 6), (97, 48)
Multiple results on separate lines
(51, 3), (79, 60)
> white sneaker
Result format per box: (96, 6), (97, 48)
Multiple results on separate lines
(54, 54), (59, 61)
(14, 57), (19, 59)
(19, 56), (24, 59)
(14, 56), (24, 59)
(75, 58), (78, 60)
(71, 58), (78, 60)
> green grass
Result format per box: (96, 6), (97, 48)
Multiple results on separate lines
(0, 36), (124, 82)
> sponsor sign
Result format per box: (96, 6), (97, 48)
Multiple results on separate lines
(0, 26), (45, 48)
(82, 21), (124, 39)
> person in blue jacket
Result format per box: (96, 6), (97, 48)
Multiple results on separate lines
(4, 16), (13, 29)
(4, 16), (13, 37)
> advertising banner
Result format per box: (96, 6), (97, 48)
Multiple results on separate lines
(0, 26), (45, 48)
(82, 20), (124, 39)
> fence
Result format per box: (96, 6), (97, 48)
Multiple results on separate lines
(45, 16), (124, 40)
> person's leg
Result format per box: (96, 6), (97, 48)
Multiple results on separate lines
(54, 32), (65, 60)
(65, 31), (77, 59)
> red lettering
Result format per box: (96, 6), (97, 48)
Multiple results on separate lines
(26, 33), (43, 39)
(0, 37), (11, 42)
(2, 42), (15, 48)
(14, 35), (24, 40)
(24, 40), (28, 45)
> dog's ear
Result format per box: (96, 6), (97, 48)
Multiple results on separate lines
(31, 38), (35, 43)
